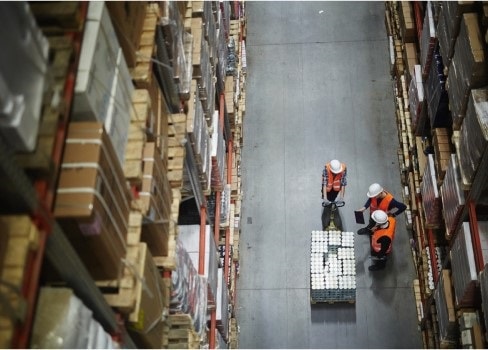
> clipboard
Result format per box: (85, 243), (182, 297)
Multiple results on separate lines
(354, 210), (365, 224)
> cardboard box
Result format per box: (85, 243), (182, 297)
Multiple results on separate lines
(55, 122), (131, 280)
(127, 243), (166, 348)
(139, 143), (172, 257)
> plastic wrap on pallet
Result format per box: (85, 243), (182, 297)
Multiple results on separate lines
(216, 268), (230, 340)
(425, 45), (451, 128)
(0, 3), (49, 152)
(421, 154), (442, 227)
(220, 184), (231, 227)
(241, 40), (247, 73)
(178, 225), (219, 308)
(211, 110), (226, 190)
(448, 14), (488, 129)
(216, 15), (228, 93)
(409, 65), (425, 134)
(31, 287), (118, 349)
(455, 14), (488, 90)
(226, 37), (237, 76)
(440, 154), (465, 238)
(203, 1), (217, 61)
(478, 221), (488, 269)
(171, 239), (208, 336)
(436, 1), (476, 66)
(450, 222), (478, 307)
(480, 265), (488, 337)
(420, 2), (437, 78)
(160, 2), (191, 97)
(434, 270), (460, 343)
(458, 88), (488, 188)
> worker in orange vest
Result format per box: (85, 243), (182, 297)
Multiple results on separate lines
(361, 210), (396, 271)
(356, 183), (406, 235)
(321, 159), (347, 202)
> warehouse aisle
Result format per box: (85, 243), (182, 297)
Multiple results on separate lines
(237, 2), (423, 348)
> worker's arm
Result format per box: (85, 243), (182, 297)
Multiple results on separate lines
(357, 198), (372, 212)
(387, 199), (407, 217)
(322, 167), (328, 199)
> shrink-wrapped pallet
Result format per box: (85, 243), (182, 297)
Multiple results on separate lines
(434, 269), (459, 344)
(450, 222), (478, 307)
(440, 154), (465, 239)
(436, 1), (476, 66)
(425, 46), (450, 129)
(409, 65), (425, 135)
(171, 239), (208, 336)
(420, 2), (437, 78)
(211, 110), (226, 191)
(31, 287), (118, 349)
(216, 268), (230, 340)
(448, 13), (488, 128)
(480, 264), (488, 338)
(178, 225), (219, 307)
(421, 154), (442, 228)
(477, 221), (488, 270)
(458, 88), (488, 188)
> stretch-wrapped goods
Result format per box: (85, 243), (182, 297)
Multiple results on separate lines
(171, 239), (208, 335)
(440, 154), (465, 238)
(450, 223), (478, 307)
(436, 1), (476, 65)
(448, 13), (488, 128)
(421, 154), (442, 228)
(420, 2), (437, 78)
(434, 270), (459, 343)
(458, 88), (488, 188)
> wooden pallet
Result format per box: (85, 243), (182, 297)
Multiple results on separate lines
(167, 113), (187, 189)
(124, 89), (152, 188)
(0, 216), (40, 348)
(164, 314), (200, 349)
(153, 188), (181, 270)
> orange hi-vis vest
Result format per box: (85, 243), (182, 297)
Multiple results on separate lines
(370, 191), (394, 213)
(371, 217), (396, 254)
(325, 163), (345, 192)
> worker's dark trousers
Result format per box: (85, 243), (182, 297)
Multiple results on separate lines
(326, 190), (340, 202)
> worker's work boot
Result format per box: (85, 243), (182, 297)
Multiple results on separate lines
(368, 259), (387, 271)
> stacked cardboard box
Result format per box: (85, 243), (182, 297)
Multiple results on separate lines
(432, 128), (452, 183)
(139, 142), (172, 258)
(55, 122), (131, 280)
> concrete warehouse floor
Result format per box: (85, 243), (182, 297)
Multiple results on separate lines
(236, 2), (423, 348)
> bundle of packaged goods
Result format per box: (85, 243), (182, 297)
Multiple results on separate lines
(54, 122), (131, 280)
(73, 2), (133, 167)
(31, 287), (119, 349)
(0, 2), (49, 152)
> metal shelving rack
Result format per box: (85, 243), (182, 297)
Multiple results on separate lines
(0, 3), (134, 347)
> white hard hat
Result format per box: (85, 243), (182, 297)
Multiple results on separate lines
(367, 183), (384, 198)
(372, 210), (388, 225)
(330, 159), (342, 174)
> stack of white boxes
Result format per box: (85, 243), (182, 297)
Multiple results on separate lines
(73, 2), (133, 167)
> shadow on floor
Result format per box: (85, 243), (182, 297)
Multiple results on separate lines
(310, 303), (356, 323)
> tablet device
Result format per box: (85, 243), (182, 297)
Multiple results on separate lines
(354, 210), (365, 224)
